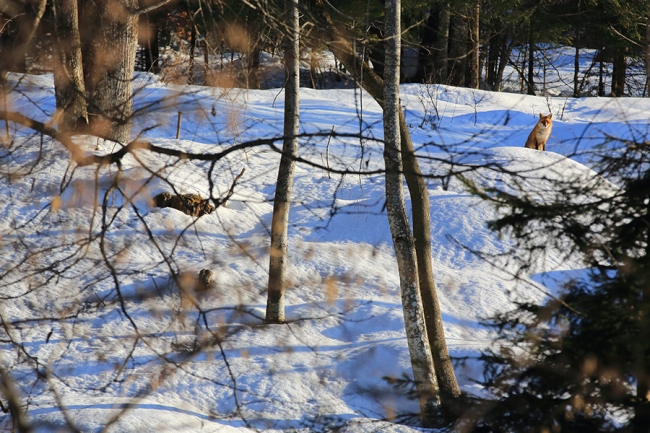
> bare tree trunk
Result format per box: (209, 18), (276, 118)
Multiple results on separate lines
(495, 33), (513, 91)
(266, 0), (300, 324)
(527, 24), (535, 95)
(80, 0), (139, 143)
(415, 10), (437, 84)
(573, 8), (581, 98)
(384, 0), (439, 420)
(143, 14), (161, 74)
(188, 1), (196, 86)
(0, 0), (46, 77)
(598, 48), (605, 97)
(646, 18), (650, 97)
(309, 0), (461, 411)
(469, 1), (480, 89)
(448, 12), (468, 87)
(203, 40), (210, 83)
(52, 0), (88, 131)
(573, 45), (580, 97)
(433, 4), (450, 84)
(611, 52), (626, 97)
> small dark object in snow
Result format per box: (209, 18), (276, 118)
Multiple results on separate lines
(153, 192), (214, 217)
(198, 269), (214, 291)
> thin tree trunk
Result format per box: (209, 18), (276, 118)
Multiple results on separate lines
(203, 40), (210, 84)
(416, 10), (437, 84)
(266, 0), (300, 324)
(310, 0), (461, 409)
(495, 33), (512, 91)
(527, 24), (535, 95)
(448, 13), (467, 87)
(469, 1), (480, 89)
(384, 0), (439, 420)
(573, 44), (580, 98)
(573, 6), (581, 98)
(485, 31), (498, 90)
(598, 49), (605, 97)
(188, 2), (195, 86)
(612, 53), (626, 97)
(646, 18), (650, 97)
(433, 4), (450, 84)
(144, 15), (160, 74)
(52, 0), (88, 131)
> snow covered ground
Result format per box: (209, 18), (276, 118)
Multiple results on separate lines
(1, 53), (649, 432)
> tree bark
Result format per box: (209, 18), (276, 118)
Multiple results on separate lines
(308, 0), (461, 409)
(188, 1), (196, 86)
(495, 32), (513, 91)
(52, 0), (88, 131)
(573, 44), (580, 98)
(611, 52), (626, 97)
(573, 6), (581, 98)
(384, 0), (440, 420)
(266, 0), (300, 324)
(527, 24), (535, 95)
(469, 1), (480, 89)
(646, 18), (650, 97)
(0, 0), (47, 77)
(416, 10), (437, 84)
(433, 4), (450, 84)
(80, 0), (139, 143)
(143, 15), (161, 74)
(448, 12), (468, 87)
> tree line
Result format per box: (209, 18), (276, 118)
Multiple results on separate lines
(3, 1), (650, 101)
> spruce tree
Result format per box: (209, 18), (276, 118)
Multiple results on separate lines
(471, 141), (650, 432)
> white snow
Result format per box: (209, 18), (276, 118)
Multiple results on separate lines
(0, 51), (645, 431)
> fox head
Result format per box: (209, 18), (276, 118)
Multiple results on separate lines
(538, 113), (552, 128)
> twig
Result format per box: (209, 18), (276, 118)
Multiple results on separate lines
(176, 111), (182, 139)
(326, 125), (334, 178)
(218, 167), (246, 208)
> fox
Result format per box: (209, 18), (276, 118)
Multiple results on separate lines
(524, 113), (553, 151)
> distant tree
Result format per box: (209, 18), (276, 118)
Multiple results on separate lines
(447, 8), (468, 87)
(0, 0), (47, 76)
(646, 17), (650, 96)
(469, 0), (480, 89)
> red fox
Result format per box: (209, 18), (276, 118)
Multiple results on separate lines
(524, 113), (553, 151)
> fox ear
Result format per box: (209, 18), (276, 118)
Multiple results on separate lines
(548, 113), (553, 119)
(539, 113), (544, 119)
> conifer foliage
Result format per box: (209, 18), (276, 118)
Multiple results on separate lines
(471, 144), (650, 432)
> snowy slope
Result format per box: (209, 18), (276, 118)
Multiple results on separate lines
(0, 71), (642, 432)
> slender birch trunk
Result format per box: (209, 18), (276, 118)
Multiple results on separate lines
(310, 0), (461, 410)
(266, 0), (300, 324)
(383, 0), (440, 420)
